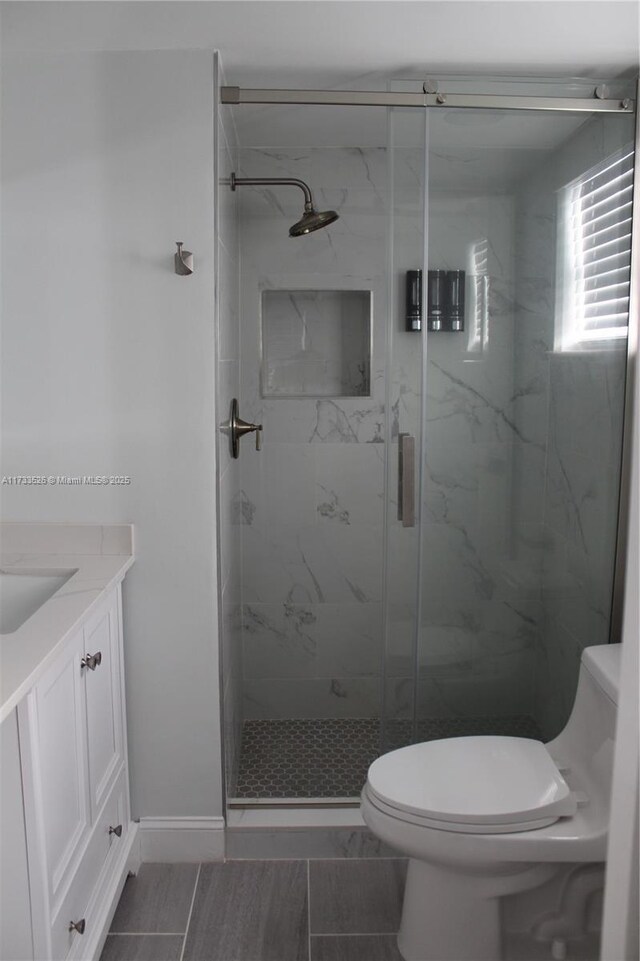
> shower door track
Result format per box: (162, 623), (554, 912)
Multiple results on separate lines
(227, 799), (361, 809)
(221, 86), (635, 113)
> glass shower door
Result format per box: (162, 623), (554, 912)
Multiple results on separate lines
(412, 102), (635, 744)
(381, 101), (427, 755)
(231, 100), (427, 801)
(224, 83), (634, 806)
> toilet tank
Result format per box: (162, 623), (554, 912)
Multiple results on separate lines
(547, 644), (621, 799)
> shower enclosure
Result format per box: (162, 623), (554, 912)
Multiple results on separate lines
(215, 74), (637, 805)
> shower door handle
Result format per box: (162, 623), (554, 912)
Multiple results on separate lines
(398, 433), (415, 528)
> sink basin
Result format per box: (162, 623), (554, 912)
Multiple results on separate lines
(0, 571), (76, 634)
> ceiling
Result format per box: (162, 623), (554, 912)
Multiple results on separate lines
(2, 1), (639, 88)
(3, 1), (636, 155)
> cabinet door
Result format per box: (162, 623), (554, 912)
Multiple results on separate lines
(1, 710), (35, 961)
(31, 629), (90, 908)
(84, 590), (123, 819)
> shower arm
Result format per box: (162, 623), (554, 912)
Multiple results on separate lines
(230, 172), (315, 209)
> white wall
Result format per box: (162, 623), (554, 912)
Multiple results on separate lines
(1, 50), (222, 818)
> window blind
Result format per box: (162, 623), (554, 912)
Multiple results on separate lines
(562, 146), (634, 345)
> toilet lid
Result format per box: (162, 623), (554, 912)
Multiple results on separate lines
(367, 736), (577, 827)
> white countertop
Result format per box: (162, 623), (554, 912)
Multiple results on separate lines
(0, 523), (134, 722)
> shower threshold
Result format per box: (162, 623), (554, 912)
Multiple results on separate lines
(232, 714), (542, 802)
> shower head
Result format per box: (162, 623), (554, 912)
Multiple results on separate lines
(289, 204), (339, 237)
(230, 172), (339, 237)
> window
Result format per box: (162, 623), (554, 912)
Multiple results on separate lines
(556, 146), (634, 350)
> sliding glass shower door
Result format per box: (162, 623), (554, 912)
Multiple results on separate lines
(394, 94), (635, 753)
(222, 79), (635, 805)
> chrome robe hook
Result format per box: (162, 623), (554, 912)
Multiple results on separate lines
(174, 241), (194, 275)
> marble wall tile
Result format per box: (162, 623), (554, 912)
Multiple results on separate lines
(247, 397), (386, 447)
(534, 619), (583, 740)
(217, 240), (239, 363)
(218, 457), (242, 598)
(241, 443), (317, 533)
(384, 602), (418, 678)
(314, 603), (384, 677)
(243, 677), (382, 720)
(548, 352), (626, 465)
(238, 148), (314, 183)
(512, 114), (631, 734)
(309, 147), (388, 192)
(315, 444), (384, 527)
(423, 352), (520, 448)
(241, 601), (383, 681)
(420, 520), (497, 607)
(242, 602), (318, 679)
(242, 525), (384, 607)
(218, 123), (238, 264)
(511, 442), (547, 528)
(544, 446), (617, 564)
(237, 146), (391, 722)
(417, 644), (537, 719)
(384, 677), (415, 720)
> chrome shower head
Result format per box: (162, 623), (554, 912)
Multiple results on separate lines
(230, 172), (339, 237)
(289, 205), (339, 237)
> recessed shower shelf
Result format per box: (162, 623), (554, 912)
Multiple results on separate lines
(261, 288), (372, 398)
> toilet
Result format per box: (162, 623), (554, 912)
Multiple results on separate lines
(361, 644), (620, 961)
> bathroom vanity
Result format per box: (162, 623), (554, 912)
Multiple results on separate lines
(0, 523), (137, 961)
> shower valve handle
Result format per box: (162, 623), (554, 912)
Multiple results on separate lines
(229, 399), (263, 458)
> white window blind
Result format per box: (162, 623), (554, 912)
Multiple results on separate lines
(556, 145), (634, 350)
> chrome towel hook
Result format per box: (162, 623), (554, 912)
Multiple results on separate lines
(174, 241), (194, 275)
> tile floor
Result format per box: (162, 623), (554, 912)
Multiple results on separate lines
(101, 858), (600, 961)
(101, 859), (407, 961)
(234, 715), (543, 798)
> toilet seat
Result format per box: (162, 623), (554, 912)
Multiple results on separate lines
(366, 736), (577, 835)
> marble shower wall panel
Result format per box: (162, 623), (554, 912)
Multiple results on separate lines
(417, 192), (538, 716)
(238, 147), (389, 719)
(512, 114), (634, 739)
(217, 95), (243, 793)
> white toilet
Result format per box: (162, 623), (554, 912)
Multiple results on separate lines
(361, 644), (620, 961)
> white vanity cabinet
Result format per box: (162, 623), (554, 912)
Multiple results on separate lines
(15, 583), (138, 961)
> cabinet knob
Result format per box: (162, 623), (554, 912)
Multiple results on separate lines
(81, 651), (102, 671)
(109, 824), (123, 838)
(69, 919), (86, 935)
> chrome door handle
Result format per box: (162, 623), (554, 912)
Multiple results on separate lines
(229, 398), (263, 458)
(81, 651), (102, 671)
(398, 433), (415, 528)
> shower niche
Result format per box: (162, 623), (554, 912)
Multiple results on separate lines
(261, 288), (371, 397)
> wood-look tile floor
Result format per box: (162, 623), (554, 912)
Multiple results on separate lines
(101, 859), (406, 961)
(101, 859), (601, 961)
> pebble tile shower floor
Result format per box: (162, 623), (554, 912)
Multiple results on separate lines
(100, 860), (600, 961)
(234, 715), (542, 798)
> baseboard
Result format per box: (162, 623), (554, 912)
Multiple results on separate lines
(138, 816), (225, 862)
